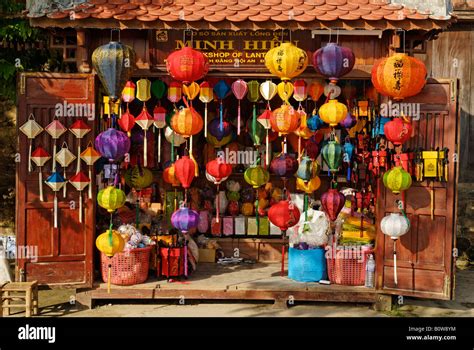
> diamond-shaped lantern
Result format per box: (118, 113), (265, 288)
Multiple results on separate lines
(80, 143), (101, 199)
(55, 143), (76, 198)
(45, 171), (66, 228)
(19, 113), (43, 172)
(69, 171), (90, 223)
(70, 119), (91, 173)
(31, 146), (51, 202)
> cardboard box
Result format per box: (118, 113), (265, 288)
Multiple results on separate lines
(222, 217), (234, 236)
(198, 248), (216, 263)
(234, 216), (246, 236)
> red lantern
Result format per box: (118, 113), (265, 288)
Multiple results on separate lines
(166, 47), (209, 84)
(206, 158), (232, 184)
(268, 200), (300, 232)
(174, 155), (195, 189)
(118, 108), (135, 137)
(384, 118), (412, 145)
(163, 164), (181, 187)
(321, 189), (345, 221)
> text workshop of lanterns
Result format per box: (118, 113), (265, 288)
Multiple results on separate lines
(25, 30), (435, 288)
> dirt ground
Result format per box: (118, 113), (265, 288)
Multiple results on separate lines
(14, 268), (471, 317)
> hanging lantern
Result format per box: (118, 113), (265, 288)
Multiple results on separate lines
(69, 171), (90, 223)
(96, 230), (124, 257)
(294, 107), (313, 160)
(265, 42), (308, 81)
(135, 107), (154, 167)
(293, 79), (307, 102)
(268, 200), (301, 232)
(19, 113), (43, 173)
(371, 53), (427, 101)
(199, 81), (214, 137)
(319, 99), (348, 126)
(244, 165), (269, 189)
(121, 81), (136, 103)
(151, 80), (167, 100)
(174, 155), (195, 189)
(45, 171), (66, 228)
(270, 153), (298, 178)
(270, 104), (300, 135)
(383, 166), (412, 194)
(136, 78), (152, 103)
(92, 41), (136, 101)
(118, 108), (135, 137)
(214, 80), (232, 132)
(31, 146), (50, 202)
(307, 114), (325, 132)
(55, 142), (76, 198)
(206, 158), (232, 223)
(167, 81), (182, 103)
(45, 118), (66, 171)
(322, 140), (342, 173)
(171, 207), (200, 233)
(170, 106), (203, 137)
(97, 185), (126, 213)
(182, 82), (200, 101)
(69, 119), (92, 173)
(258, 109), (273, 165)
(247, 80), (260, 102)
(343, 139), (355, 181)
(384, 117), (413, 145)
(305, 136), (320, 159)
(124, 165), (153, 190)
(339, 112), (357, 129)
(80, 143), (101, 199)
(296, 176), (321, 194)
(153, 105), (166, 163)
(313, 43), (355, 84)
(381, 212), (410, 285)
(231, 79), (248, 135)
(308, 80), (325, 103)
(163, 163), (181, 187)
(208, 118), (233, 142)
(166, 47), (209, 84)
(321, 189), (345, 221)
(277, 81), (294, 103)
(260, 80), (277, 102)
(296, 156), (320, 181)
(95, 128), (130, 163)
(165, 127), (186, 147)
(246, 116), (265, 147)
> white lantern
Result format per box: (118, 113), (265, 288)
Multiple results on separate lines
(324, 83), (341, 99)
(380, 213), (410, 285)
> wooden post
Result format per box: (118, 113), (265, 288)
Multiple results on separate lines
(33, 284), (38, 315)
(25, 287), (32, 317)
(76, 29), (91, 73)
(2, 290), (9, 316)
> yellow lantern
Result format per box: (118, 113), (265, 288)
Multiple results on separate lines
(183, 82), (200, 101)
(277, 81), (294, 103)
(296, 177), (321, 194)
(96, 230), (125, 257)
(265, 42), (308, 81)
(97, 186), (126, 213)
(319, 99), (348, 126)
(244, 165), (270, 189)
(383, 166), (412, 194)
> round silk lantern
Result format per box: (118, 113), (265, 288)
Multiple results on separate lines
(166, 47), (209, 84)
(209, 118), (233, 142)
(322, 140), (342, 173)
(96, 229), (124, 257)
(296, 176), (321, 194)
(171, 106), (203, 137)
(296, 156), (320, 181)
(307, 114), (325, 131)
(174, 155), (195, 189)
(319, 99), (348, 126)
(321, 189), (345, 221)
(339, 112), (356, 129)
(270, 153), (298, 178)
(231, 79), (248, 135)
(260, 80), (278, 102)
(92, 41), (136, 101)
(381, 212), (410, 285)
(268, 200), (301, 232)
(371, 53), (427, 101)
(244, 165), (270, 189)
(124, 165), (153, 190)
(265, 42), (308, 81)
(270, 104), (300, 135)
(163, 163), (181, 187)
(95, 128), (130, 163)
(241, 202), (254, 216)
(384, 117), (412, 145)
(171, 207), (200, 233)
(383, 166), (412, 194)
(313, 43), (355, 83)
(97, 186), (126, 213)
(165, 127), (186, 147)
(277, 81), (294, 103)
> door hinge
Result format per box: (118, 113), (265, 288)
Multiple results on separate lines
(19, 73), (26, 95)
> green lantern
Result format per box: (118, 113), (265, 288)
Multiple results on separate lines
(124, 165), (154, 190)
(322, 140), (342, 172)
(97, 186), (126, 213)
(247, 117), (265, 146)
(244, 165), (270, 189)
(383, 166), (412, 194)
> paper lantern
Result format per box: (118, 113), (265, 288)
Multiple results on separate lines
(171, 207), (200, 232)
(265, 42), (308, 81)
(296, 176), (321, 194)
(95, 128), (130, 163)
(268, 200), (301, 232)
(163, 163), (181, 187)
(313, 43), (355, 83)
(182, 82), (200, 101)
(383, 166), (412, 194)
(151, 80), (166, 99)
(165, 127), (186, 147)
(31, 146), (50, 202)
(244, 165), (269, 189)
(174, 155), (195, 189)
(121, 81), (136, 103)
(69, 171), (90, 223)
(308, 80), (324, 102)
(124, 165), (153, 190)
(232, 79), (248, 135)
(135, 106), (154, 167)
(45, 118), (67, 171)
(80, 143), (100, 199)
(208, 118), (233, 142)
(384, 118), (413, 145)
(118, 109), (135, 137)
(339, 112), (356, 129)
(247, 80), (260, 102)
(199, 81), (214, 137)
(296, 156), (320, 181)
(321, 189), (345, 221)
(214, 80), (232, 132)
(171, 106), (203, 137)
(270, 153), (298, 178)
(371, 53), (427, 101)
(381, 212), (410, 285)
(270, 104), (300, 135)
(92, 41), (136, 101)
(19, 113), (43, 172)
(246, 116), (265, 147)
(69, 119), (92, 173)
(277, 81), (294, 103)
(206, 158), (232, 184)
(96, 230), (124, 257)
(55, 142), (76, 198)
(293, 79), (307, 102)
(319, 99), (348, 126)
(307, 115), (325, 131)
(259, 80), (277, 102)
(322, 140), (342, 173)
(45, 171), (66, 228)
(167, 81), (182, 103)
(305, 137), (320, 159)
(97, 186), (126, 213)
(343, 139), (355, 181)
(241, 202), (254, 216)
(166, 47), (209, 84)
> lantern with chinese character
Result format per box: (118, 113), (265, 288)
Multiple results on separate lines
(265, 42), (308, 81)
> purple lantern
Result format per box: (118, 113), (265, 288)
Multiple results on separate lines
(270, 154), (298, 178)
(208, 118), (233, 141)
(95, 128), (130, 162)
(313, 43), (355, 83)
(339, 112), (356, 129)
(171, 207), (200, 233)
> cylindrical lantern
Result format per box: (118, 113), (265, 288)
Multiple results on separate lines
(383, 166), (412, 194)
(265, 42), (308, 81)
(319, 99), (348, 126)
(313, 43), (355, 83)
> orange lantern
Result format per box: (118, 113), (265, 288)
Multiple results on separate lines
(270, 104), (300, 136)
(170, 106), (203, 138)
(163, 164), (181, 187)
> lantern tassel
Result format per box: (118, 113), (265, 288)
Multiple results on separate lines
(38, 169), (43, 202)
(144, 130), (148, 167)
(63, 169), (67, 198)
(219, 101), (223, 132)
(79, 191), (83, 223)
(255, 197), (259, 233)
(298, 136), (302, 162)
(216, 184), (220, 223)
(266, 130), (270, 166)
(237, 100), (241, 135)
(88, 167), (93, 199)
(393, 239), (398, 285)
(184, 239), (188, 278)
(53, 193), (58, 229)
(158, 128), (162, 163)
(28, 141), (33, 173)
(76, 144), (81, 173)
(204, 104), (208, 138)
(281, 232), (286, 277)
(52, 141), (57, 172)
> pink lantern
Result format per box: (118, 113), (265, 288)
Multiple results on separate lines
(231, 79), (248, 135)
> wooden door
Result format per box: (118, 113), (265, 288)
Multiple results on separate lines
(376, 79), (458, 300)
(16, 73), (96, 287)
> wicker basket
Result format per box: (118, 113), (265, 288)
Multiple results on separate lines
(326, 246), (373, 286)
(100, 246), (152, 286)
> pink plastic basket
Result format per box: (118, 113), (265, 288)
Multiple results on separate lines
(326, 247), (373, 286)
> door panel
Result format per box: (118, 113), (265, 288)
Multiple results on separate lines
(376, 80), (457, 300)
(17, 73), (96, 288)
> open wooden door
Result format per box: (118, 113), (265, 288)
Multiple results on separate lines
(16, 73), (96, 288)
(376, 79), (458, 300)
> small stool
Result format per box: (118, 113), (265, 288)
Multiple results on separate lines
(1, 281), (38, 317)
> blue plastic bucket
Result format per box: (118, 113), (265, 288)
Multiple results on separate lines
(288, 247), (327, 282)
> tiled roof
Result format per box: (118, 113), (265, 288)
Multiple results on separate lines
(27, 0), (454, 29)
